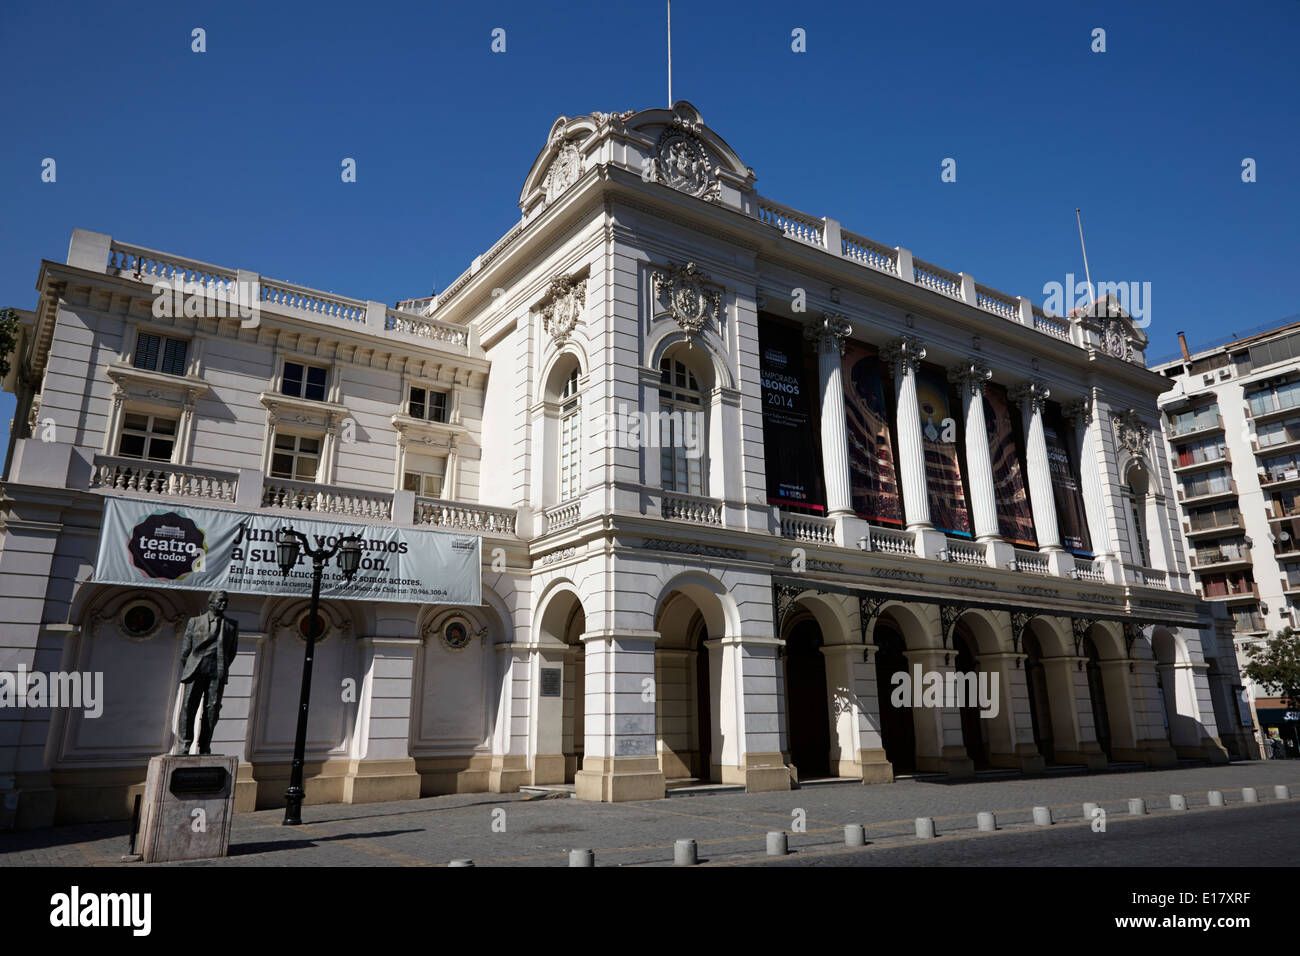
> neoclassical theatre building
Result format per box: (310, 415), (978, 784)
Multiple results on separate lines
(0, 101), (1252, 826)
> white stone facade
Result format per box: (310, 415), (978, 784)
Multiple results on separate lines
(0, 102), (1249, 827)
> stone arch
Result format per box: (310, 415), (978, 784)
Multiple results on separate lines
(537, 345), (588, 406)
(871, 601), (938, 650)
(655, 570), (740, 639)
(647, 327), (734, 392)
(529, 580), (587, 783)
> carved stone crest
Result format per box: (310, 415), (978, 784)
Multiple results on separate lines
(651, 262), (722, 340)
(1101, 317), (1131, 361)
(543, 141), (582, 204)
(1112, 409), (1151, 457)
(540, 274), (587, 344)
(652, 124), (721, 203)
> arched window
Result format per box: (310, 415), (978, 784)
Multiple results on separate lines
(1125, 463), (1152, 567)
(659, 354), (706, 495)
(559, 368), (581, 501)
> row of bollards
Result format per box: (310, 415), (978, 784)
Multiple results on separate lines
(452, 785), (1295, 865)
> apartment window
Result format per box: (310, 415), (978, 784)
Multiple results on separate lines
(559, 369), (580, 501)
(1249, 381), (1300, 417)
(1262, 452), (1300, 482)
(1195, 537), (1248, 565)
(1272, 489), (1300, 520)
(408, 386), (448, 423)
(1256, 417), (1300, 448)
(1230, 606), (1263, 632)
(133, 332), (188, 376)
(1182, 468), (1231, 498)
(117, 412), (177, 462)
(1168, 403), (1219, 437)
(403, 471), (443, 498)
(270, 433), (320, 481)
(1175, 436), (1226, 467)
(1188, 501), (1240, 531)
(659, 357), (705, 495)
(282, 362), (328, 402)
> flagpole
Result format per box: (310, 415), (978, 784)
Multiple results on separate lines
(1075, 208), (1095, 307)
(667, 0), (673, 106)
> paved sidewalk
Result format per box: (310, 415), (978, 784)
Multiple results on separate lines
(2, 761), (1298, 867)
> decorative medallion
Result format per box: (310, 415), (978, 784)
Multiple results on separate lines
(442, 618), (472, 650)
(543, 141), (582, 204)
(652, 124), (721, 203)
(1101, 317), (1131, 362)
(651, 262), (723, 340)
(1112, 409), (1151, 458)
(540, 274), (587, 344)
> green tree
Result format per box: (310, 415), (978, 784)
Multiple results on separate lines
(1243, 627), (1300, 711)
(0, 307), (19, 381)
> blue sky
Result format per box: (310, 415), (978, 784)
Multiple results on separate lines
(1, 0), (1297, 452)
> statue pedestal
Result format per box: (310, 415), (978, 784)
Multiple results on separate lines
(137, 754), (238, 863)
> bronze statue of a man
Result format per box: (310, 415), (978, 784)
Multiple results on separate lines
(174, 590), (238, 756)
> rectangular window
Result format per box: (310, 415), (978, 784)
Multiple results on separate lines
(282, 362), (328, 402)
(408, 386), (448, 422)
(118, 412), (177, 462)
(403, 471), (443, 498)
(270, 433), (320, 481)
(133, 332), (188, 375)
(559, 401), (580, 501)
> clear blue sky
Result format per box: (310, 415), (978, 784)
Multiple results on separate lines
(1, 0), (1297, 453)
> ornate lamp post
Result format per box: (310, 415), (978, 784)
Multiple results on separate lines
(276, 526), (362, 825)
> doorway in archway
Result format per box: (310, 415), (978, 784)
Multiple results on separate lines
(1083, 635), (1112, 760)
(1023, 631), (1056, 763)
(693, 623), (712, 780)
(953, 630), (989, 768)
(873, 623), (915, 772)
(784, 618), (831, 779)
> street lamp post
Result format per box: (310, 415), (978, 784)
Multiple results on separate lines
(276, 526), (362, 826)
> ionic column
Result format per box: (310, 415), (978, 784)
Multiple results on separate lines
(882, 335), (931, 531)
(947, 360), (999, 541)
(1011, 379), (1061, 550)
(1063, 397), (1116, 558)
(804, 313), (855, 517)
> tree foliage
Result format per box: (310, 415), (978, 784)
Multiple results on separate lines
(0, 307), (19, 382)
(1243, 627), (1300, 710)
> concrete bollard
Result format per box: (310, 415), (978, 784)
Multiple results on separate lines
(1243, 787), (1259, 803)
(767, 831), (788, 856)
(915, 817), (937, 839)
(1275, 785), (1291, 800)
(569, 848), (594, 867)
(976, 811), (997, 832)
(1082, 801), (1100, 820)
(844, 824), (866, 847)
(449, 859), (474, 867)
(1169, 794), (1187, 811)
(674, 839), (698, 866)
(1208, 790), (1225, 807)
(1128, 798), (1147, 816)
(1032, 806), (1053, 826)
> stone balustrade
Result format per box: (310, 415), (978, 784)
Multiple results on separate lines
(861, 526), (916, 556)
(262, 478), (393, 520)
(91, 455), (239, 501)
(545, 500), (582, 533)
(415, 497), (517, 535)
(662, 490), (723, 526)
(780, 512), (836, 543)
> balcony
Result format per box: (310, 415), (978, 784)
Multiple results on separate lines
(1167, 413), (1224, 441)
(1177, 479), (1238, 506)
(1253, 435), (1300, 457)
(1281, 577), (1300, 597)
(1259, 467), (1300, 491)
(661, 489), (724, 526)
(1172, 449), (1231, 475)
(1248, 400), (1300, 426)
(88, 455), (518, 537)
(1125, 564), (1170, 590)
(1189, 548), (1252, 572)
(1183, 515), (1244, 538)
(1197, 582), (1259, 602)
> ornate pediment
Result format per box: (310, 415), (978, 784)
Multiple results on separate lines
(651, 262), (723, 340)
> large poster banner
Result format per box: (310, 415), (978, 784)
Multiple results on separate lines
(758, 316), (825, 512)
(915, 365), (971, 537)
(93, 497), (481, 605)
(842, 344), (903, 525)
(1043, 404), (1093, 555)
(983, 383), (1036, 547)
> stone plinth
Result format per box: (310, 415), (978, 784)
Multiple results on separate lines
(137, 754), (238, 864)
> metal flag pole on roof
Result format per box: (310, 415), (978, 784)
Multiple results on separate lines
(1075, 208), (1096, 309)
(667, 0), (673, 106)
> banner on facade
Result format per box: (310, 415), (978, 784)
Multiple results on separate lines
(92, 497), (481, 605)
(915, 365), (971, 537)
(1043, 404), (1093, 555)
(758, 315), (825, 512)
(983, 383), (1036, 547)
(842, 344), (903, 525)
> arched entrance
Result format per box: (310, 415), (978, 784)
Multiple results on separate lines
(783, 617), (831, 779)
(952, 627), (989, 769)
(534, 586), (586, 784)
(1083, 635), (1112, 760)
(873, 621), (915, 773)
(1023, 631), (1055, 763)
(655, 589), (719, 784)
